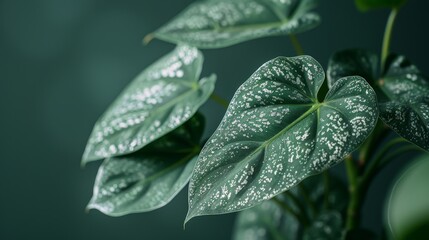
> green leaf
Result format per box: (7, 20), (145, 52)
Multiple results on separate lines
(82, 45), (215, 164)
(328, 50), (429, 151)
(232, 197), (299, 240)
(303, 211), (343, 240)
(232, 173), (347, 240)
(327, 49), (378, 88)
(379, 55), (429, 150)
(87, 114), (204, 216)
(152, 0), (320, 49)
(386, 154), (429, 240)
(186, 56), (378, 223)
(354, 0), (408, 11)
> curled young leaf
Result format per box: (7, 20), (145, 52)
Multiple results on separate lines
(82, 45), (215, 164)
(186, 56), (378, 223)
(87, 114), (204, 216)
(152, 0), (320, 49)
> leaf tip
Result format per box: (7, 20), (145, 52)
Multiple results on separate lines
(143, 33), (155, 45)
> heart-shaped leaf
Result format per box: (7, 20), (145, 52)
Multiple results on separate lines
(354, 0), (408, 11)
(151, 0), (320, 49)
(327, 49), (378, 88)
(186, 56), (378, 223)
(87, 113), (204, 216)
(379, 55), (429, 150)
(82, 45), (215, 164)
(328, 49), (429, 150)
(232, 173), (347, 240)
(386, 154), (429, 240)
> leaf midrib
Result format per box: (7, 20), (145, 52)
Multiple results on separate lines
(189, 103), (321, 216)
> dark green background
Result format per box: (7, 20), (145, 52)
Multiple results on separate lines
(1, 0), (428, 239)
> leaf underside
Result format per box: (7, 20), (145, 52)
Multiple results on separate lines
(87, 114), (204, 216)
(153, 0), (320, 49)
(186, 55), (378, 223)
(82, 45), (215, 164)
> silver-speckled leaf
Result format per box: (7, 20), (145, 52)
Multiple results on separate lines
(303, 211), (343, 240)
(87, 114), (204, 216)
(186, 56), (378, 223)
(327, 49), (378, 88)
(152, 0), (320, 49)
(232, 197), (299, 240)
(82, 45), (215, 164)
(232, 173), (347, 240)
(379, 55), (429, 150)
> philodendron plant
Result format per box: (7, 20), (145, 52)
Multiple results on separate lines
(82, 0), (429, 239)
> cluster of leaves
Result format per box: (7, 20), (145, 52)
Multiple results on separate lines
(83, 0), (429, 239)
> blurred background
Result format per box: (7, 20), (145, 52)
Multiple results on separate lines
(1, 0), (428, 239)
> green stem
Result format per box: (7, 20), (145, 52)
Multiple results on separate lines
(358, 120), (388, 168)
(298, 184), (318, 218)
(345, 155), (360, 230)
(377, 145), (423, 171)
(284, 191), (310, 222)
(289, 34), (304, 55)
(381, 8), (399, 71)
(272, 197), (309, 227)
(322, 171), (330, 210)
(210, 93), (229, 109)
(361, 137), (406, 185)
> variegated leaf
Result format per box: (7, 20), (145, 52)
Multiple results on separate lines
(232, 173), (347, 240)
(186, 56), (378, 223)
(379, 55), (429, 150)
(82, 45), (215, 164)
(328, 50), (429, 150)
(87, 114), (204, 216)
(152, 0), (320, 49)
(303, 211), (343, 240)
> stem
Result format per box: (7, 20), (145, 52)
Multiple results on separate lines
(358, 120), (388, 168)
(345, 155), (360, 230)
(272, 197), (309, 227)
(298, 184), (317, 218)
(377, 145), (423, 171)
(210, 93), (229, 109)
(381, 8), (399, 71)
(322, 171), (330, 210)
(289, 34), (304, 55)
(361, 137), (406, 185)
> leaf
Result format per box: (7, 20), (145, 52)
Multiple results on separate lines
(82, 45), (215, 164)
(232, 173), (347, 240)
(328, 50), (429, 150)
(378, 55), (429, 150)
(87, 113), (204, 216)
(186, 55), (378, 223)
(386, 154), (429, 240)
(327, 49), (378, 88)
(232, 197), (300, 240)
(152, 0), (320, 49)
(303, 211), (343, 240)
(354, 0), (408, 11)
